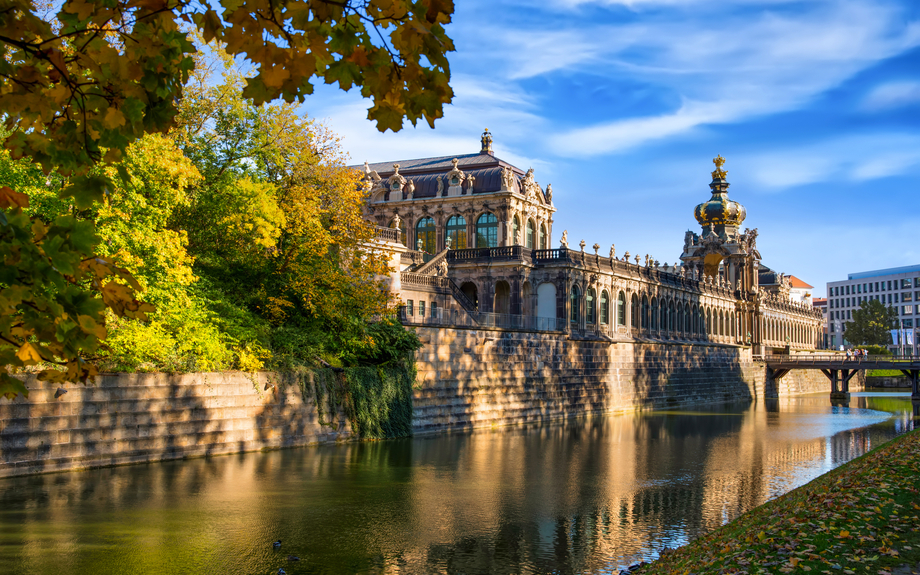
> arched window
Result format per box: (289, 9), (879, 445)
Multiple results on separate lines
(539, 224), (547, 249)
(651, 297), (659, 330)
(706, 308), (712, 334)
(641, 295), (649, 329)
(526, 219), (535, 249)
(512, 215), (521, 245)
(416, 217), (436, 253)
(570, 285), (580, 323)
(476, 213), (498, 248)
(600, 291), (609, 325)
(617, 291), (626, 326)
(669, 300), (676, 332)
(587, 288), (596, 324)
(446, 215), (467, 250)
(389, 217), (406, 245)
(631, 294), (639, 328)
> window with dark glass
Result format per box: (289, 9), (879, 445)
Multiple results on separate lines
(539, 224), (546, 249)
(526, 219), (535, 249)
(446, 215), (467, 249)
(416, 217), (436, 253)
(512, 216), (520, 245)
(476, 213), (498, 248)
(407, 300), (413, 315)
(570, 285), (580, 323)
(600, 291), (609, 324)
(587, 288), (596, 324)
(617, 292), (626, 326)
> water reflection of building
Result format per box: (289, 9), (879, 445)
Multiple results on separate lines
(2, 398), (914, 574)
(361, 132), (822, 353)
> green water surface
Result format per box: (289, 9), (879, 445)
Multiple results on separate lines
(0, 392), (916, 574)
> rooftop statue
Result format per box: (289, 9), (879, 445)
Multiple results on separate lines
(711, 155), (728, 180)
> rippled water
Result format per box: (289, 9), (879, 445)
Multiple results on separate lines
(0, 392), (916, 574)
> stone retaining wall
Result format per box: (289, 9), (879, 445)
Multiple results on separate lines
(411, 327), (845, 433)
(0, 372), (350, 478)
(1, 328), (855, 478)
(866, 376), (910, 388)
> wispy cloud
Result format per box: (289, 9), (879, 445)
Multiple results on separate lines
(516, 1), (920, 155)
(741, 133), (920, 189)
(309, 74), (552, 174)
(862, 80), (920, 111)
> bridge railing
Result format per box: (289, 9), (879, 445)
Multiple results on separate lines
(764, 353), (920, 366)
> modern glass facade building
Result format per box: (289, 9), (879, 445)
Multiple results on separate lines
(826, 264), (920, 353)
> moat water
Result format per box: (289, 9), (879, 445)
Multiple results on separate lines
(0, 392), (917, 575)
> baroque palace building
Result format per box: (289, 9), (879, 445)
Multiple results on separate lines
(362, 130), (823, 353)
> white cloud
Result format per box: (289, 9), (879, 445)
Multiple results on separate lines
(523, 1), (920, 155)
(862, 81), (920, 111)
(309, 74), (552, 174)
(741, 133), (920, 190)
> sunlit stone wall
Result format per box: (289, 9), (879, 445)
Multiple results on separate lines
(412, 327), (857, 433)
(0, 330), (860, 478)
(0, 372), (351, 478)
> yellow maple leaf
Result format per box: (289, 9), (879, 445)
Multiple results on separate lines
(0, 186), (29, 209)
(261, 66), (290, 88)
(16, 342), (43, 363)
(103, 107), (126, 130)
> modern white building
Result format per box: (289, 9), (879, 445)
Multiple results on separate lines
(826, 264), (920, 353)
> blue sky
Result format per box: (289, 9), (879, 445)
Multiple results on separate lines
(306, 0), (920, 298)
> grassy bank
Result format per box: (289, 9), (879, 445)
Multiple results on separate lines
(638, 428), (920, 575)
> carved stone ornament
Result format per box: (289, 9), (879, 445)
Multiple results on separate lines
(364, 161), (386, 197)
(405, 179), (415, 200)
(500, 166), (515, 191)
(387, 164), (406, 191)
(560, 230), (569, 248)
(579, 239), (586, 252)
(437, 260), (449, 276)
(609, 244), (615, 259)
(393, 213), (401, 229)
(593, 243), (600, 255)
(624, 250), (630, 262)
(466, 174), (476, 195)
(520, 168), (539, 198)
(545, 183), (553, 204)
(445, 158), (465, 197)
(436, 175), (444, 197)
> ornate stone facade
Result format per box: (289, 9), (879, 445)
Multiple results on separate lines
(362, 134), (823, 352)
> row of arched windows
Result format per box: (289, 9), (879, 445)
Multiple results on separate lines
(392, 213), (547, 252)
(763, 317), (817, 346)
(568, 286), (749, 340)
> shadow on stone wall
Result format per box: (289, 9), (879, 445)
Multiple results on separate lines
(0, 372), (351, 479)
(627, 343), (754, 412)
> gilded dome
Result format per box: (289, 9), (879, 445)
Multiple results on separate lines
(694, 155), (746, 228)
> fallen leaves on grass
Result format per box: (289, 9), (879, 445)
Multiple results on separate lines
(637, 429), (920, 575)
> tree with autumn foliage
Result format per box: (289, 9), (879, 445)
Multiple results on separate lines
(0, 0), (453, 397)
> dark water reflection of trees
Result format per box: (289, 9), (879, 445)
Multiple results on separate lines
(0, 393), (915, 575)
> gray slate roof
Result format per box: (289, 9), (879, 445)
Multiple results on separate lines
(355, 152), (549, 203)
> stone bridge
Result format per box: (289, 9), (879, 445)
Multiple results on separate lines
(765, 354), (920, 400)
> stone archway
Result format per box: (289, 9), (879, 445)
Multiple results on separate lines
(461, 282), (479, 310)
(494, 280), (511, 315)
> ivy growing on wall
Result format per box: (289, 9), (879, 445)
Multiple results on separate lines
(300, 362), (416, 440)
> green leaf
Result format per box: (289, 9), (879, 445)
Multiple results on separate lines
(61, 174), (110, 208)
